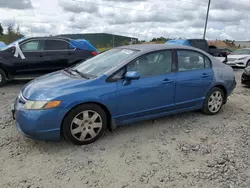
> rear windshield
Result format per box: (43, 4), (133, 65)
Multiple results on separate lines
(74, 48), (138, 77)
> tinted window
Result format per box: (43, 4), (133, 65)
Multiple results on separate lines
(21, 40), (44, 51)
(177, 50), (209, 71)
(46, 40), (69, 50)
(127, 51), (172, 77)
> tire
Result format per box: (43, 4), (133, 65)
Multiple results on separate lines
(246, 60), (250, 67)
(62, 103), (107, 145)
(0, 68), (7, 87)
(202, 87), (225, 115)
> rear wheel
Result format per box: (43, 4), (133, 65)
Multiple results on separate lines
(202, 87), (224, 115)
(62, 104), (107, 145)
(0, 68), (7, 87)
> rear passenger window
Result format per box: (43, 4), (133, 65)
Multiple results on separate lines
(177, 50), (210, 71)
(46, 40), (69, 50)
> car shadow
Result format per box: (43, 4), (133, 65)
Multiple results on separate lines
(6, 80), (31, 86)
(28, 110), (208, 152)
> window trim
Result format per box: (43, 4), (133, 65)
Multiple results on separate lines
(20, 39), (46, 52)
(106, 49), (175, 83)
(175, 49), (212, 72)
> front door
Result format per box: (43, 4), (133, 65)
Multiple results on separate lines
(175, 50), (214, 109)
(115, 50), (176, 124)
(12, 40), (47, 76)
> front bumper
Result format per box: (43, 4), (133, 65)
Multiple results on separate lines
(241, 72), (250, 86)
(12, 96), (66, 141)
(226, 61), (246, 68)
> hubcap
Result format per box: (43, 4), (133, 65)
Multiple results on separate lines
(208, 91), (223, 113)
(0, 74), (2, 83)
(70, 110), (102, 141)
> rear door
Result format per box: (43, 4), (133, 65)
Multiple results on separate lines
(12, 39), (47, 75)
(44, 39), (72, 71)
(175, 50), (213, 109)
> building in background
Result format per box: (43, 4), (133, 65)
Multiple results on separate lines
(57, 33), (138, 48)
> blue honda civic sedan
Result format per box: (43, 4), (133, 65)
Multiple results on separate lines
(12, 44), (236, 145)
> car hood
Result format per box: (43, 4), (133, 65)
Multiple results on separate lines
(22, 71), (96, 100)
(228, 55), (250, 59)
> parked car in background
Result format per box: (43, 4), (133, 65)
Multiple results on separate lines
(226, 48), (250, 68)
(0, 37), (98, 87)
(0, 41), (6, 49)
(219, 48), (233, 55)
(12, 44), (236, 145)
(241, 66), (250, 86)
(165, 39), (228, 63)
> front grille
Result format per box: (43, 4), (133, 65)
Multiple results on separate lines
(227, 58), (237, 61)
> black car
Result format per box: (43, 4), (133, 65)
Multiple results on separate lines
(241, 66), (250, 86)
(0, 37), (98, 86)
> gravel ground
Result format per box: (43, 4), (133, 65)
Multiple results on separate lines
(0, 69), (250, 188)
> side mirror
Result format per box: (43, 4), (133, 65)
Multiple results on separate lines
(123, 71), (140, 86)
(124, 71), (140, 80)
(8, 46), (16, 53)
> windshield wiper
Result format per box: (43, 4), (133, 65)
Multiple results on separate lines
(71, 69), (94, 79)
(64, 68), (74, 75)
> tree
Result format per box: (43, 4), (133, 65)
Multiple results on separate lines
(7, 24), (15, 35)
(16, 25), (21, 35)
(0, 23), (3, 36)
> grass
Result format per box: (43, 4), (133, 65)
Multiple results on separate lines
(97, 47), (111, 53)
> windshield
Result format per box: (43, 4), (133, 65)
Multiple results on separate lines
(231, 49), (250, 55)
(73, 48), (138, 77)
(0, 37), (26, 51)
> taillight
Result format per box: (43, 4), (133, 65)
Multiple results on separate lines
(92, 51), (98, 56)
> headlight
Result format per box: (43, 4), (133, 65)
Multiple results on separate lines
(238, 57), (248, 60)
(23, 100), (61, 110)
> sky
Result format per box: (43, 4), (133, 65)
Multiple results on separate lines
(0, 0), (250, 41)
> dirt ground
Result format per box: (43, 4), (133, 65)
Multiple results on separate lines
(0, 69), (250, 188)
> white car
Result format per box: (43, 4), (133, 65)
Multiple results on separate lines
(227, 48), (250, 68)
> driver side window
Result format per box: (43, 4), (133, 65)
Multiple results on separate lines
(127, 50), (172, 77)
(21, 40), (45, 51)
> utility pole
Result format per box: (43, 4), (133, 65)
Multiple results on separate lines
(203, 0), (211, 39)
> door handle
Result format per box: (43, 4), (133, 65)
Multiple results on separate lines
(201, 73), (209, 78)
(40, 53), (45, 57)
(161, 78), (173, 84)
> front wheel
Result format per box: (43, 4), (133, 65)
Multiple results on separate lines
(62, 104), (107, 145)
(246, 60), (250, 67)
(202, 87), (225, 115)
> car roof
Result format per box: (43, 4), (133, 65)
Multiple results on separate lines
(117, 44), (209, 54)
(22, 36), (71, 42)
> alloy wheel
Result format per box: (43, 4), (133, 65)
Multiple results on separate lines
(70, 110), (103, 141)
(208, 91), (223, 113)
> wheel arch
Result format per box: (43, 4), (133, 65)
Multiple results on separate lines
(212, 84), (228, 104)
(60, 101), (113, 137)
(0, 63), (9, 78)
